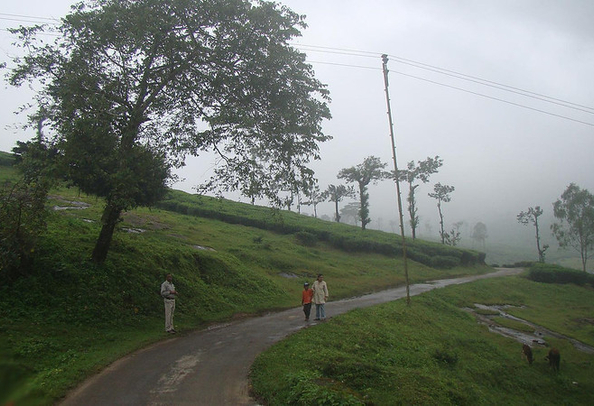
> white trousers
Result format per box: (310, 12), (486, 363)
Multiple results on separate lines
(164, 299), (175, 332)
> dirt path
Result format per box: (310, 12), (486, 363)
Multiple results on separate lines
(60, 268), (522, 406)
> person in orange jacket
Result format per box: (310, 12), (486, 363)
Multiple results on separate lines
(301, 282), (314, 321)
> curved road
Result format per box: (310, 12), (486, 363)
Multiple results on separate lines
(61, 268), (522, 405)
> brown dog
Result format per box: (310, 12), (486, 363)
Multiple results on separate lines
(522, 344), (534, 365)
(545, 348), (560, 372)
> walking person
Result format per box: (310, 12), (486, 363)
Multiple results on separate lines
(160, 273), (177, 333)
(312, 274), (328, 320)
(301, 282), (314, 321)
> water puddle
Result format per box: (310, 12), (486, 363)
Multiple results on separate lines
(464, 304), (594, 354)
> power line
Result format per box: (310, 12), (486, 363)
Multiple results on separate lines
(308, 59), (594, 127)
(295, 43), (594, 113)
(1, 15), (592, 126)
(387, 69), (594, 127)
(307, 60), (380, 71)
(0, 12), (59, 23)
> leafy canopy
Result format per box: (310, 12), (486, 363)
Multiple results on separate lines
(338, 156), (388, 230)
(8, 0), (331, 262)
(551, 183), (594, 271)
(8, 0), (332, 206)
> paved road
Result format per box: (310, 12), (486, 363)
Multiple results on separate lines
(61, 268), (522, 406)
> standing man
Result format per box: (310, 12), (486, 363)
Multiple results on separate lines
(312, 274), (329, 321)
(160, 273), (177, 333)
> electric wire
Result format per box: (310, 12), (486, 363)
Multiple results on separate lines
(1, 13), (593, 126)
(295, 43), (594, 113)
(308, 58), (594, 127)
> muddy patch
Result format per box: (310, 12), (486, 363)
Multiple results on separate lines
(465, 304), (594, 354)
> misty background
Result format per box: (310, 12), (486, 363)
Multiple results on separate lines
(1, 0), (593, 268)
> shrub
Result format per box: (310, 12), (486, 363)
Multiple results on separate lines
(526, 263), (594, 287)
(430, 256), (460, 269)
(294, 231), (318, 247)
(0, 180), (49, 281)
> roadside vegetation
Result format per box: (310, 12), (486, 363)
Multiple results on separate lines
(250, 269), (594, 405)
(0, 156), (489, 405)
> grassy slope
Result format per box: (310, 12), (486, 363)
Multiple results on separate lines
(0, 158), (490, 405)
(251, 274), (594, 405)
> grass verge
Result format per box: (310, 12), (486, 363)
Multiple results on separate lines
(250, 275), (594, 405)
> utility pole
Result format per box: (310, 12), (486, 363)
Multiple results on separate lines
(381, 54), (410, 305)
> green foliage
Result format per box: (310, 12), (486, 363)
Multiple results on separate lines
(294, 231), (318, 247)
(527, 262), (594, 286)
(552, 183), (594, 272)
(8, 0), (332, 263)
(397, 156), (443, 239)
(0, 179), (49, 281)
(157, 190), (485, 268)
(338, 156), (388, 230)
(430, 255), (460, 269)
(251, 277), (594, 405)
(284, 371), (365, 406)
(0, 151), (15, 166)
(0, 162), (492, 404)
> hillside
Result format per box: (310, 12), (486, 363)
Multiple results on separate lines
(0, 154), (489, 404)
(0, 152), (492, 404)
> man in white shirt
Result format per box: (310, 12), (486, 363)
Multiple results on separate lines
(160, 273), (177, 333)
(312, 274), (329, 320)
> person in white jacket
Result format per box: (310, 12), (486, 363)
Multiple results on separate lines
(312, 274), (329, 320)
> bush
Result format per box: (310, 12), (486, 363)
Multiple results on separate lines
(526, 263), (594, 287)
(294, 231), (318, 247)
(0, 180), (49, 281)
(430, 256), (460, 269)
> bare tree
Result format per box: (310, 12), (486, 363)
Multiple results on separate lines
(303, 184), (324, 218)
(444, 221), (463, 246)
(428, 183), (455, 244)
(517, 206), (549, 263)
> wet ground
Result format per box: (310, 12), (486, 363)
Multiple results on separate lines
(60, 268), (525, 405)
(464, 304), (594, 354)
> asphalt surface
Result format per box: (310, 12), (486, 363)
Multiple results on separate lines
(60, 268), (522, 406)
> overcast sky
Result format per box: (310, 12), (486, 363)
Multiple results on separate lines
(1, 0), (593, 243)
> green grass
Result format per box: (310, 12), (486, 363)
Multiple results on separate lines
(0, 160), (492, 405)
(250, 275), (594, 405)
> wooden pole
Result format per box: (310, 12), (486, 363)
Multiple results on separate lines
(381, 54), (410, 305)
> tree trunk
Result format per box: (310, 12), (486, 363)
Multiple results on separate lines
(409, 184), (418, 239)
(534, 216), (544, 263)
(334, 200), (340, 222)
(92, 203), (122, 263)
(438, 201), (445, 244)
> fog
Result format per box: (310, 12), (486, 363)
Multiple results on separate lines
(2, 1), (593, 265)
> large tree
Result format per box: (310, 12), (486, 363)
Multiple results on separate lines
(8, 0), (331, 263)
(340, 201), (361, 226)
(428, 182), (455, 244)
(397, 156), (443, 239)
(322, 184), (354, 222)
(517, 206), (549, 263)
(471, 222), (488, 250)
(338, 156), (388, 230)
(551, 183), (594, 272)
